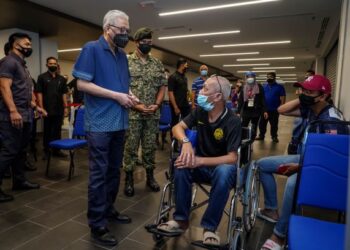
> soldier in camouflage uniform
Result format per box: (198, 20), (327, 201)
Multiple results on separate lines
(123, 27), (166, 197)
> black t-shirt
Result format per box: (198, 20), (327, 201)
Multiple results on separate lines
(37, 71), (68, 116)
(183, 107), (242, 157)
(168, 71), (189, 108)
(68, 78), (84, 104)
(0, 52), (33, 122)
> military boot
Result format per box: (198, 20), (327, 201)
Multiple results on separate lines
(124, 172), (134, 197)
(146, 169), (160, 192)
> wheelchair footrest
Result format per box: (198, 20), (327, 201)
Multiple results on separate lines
(191, 240), (229, 250)
(145, 224), (182, 237)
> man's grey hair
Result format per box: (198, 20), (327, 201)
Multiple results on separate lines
(212, 76), (231, 101)
(103, 10), (129, 30)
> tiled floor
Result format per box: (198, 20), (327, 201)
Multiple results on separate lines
(0, 115), (294, 250)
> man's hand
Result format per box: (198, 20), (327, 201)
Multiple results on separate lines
(10, 110), (23, 129)
(64, 107), (69, 117)
(263, 112), (268, 119)
(129, 93), (140, 105)
(134, 104), (153, 115)
(37, 107), (48, 117)
(281, 163), (300, 176)
(114, 93), (136, 108)
(147, 104), (159, 113)
(174, 107), (181, 116)
(174, 143), (196, 168)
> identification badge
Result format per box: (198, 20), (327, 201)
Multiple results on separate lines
(248, 98), (254, 107)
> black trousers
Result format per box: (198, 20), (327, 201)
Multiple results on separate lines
(170, 105), (191, 128)
(258, 110), (280, 138)
(242, 115), (260, 139)
(0, 121), (30, 186)
(43, 115), (63, 152)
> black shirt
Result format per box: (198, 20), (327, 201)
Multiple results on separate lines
(37, 71), (68, 116)
(0, 52), (33, 122)
(183, 107), (242, 157)
(237, 84), (267, 117)
(168, 71), (189, 108)
(68, 78), (84, 104)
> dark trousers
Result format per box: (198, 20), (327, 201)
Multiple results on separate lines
(242, 115), (260, 139)
(0, 122), (30, 186)
(170, 105), (191, 128)
(258, 110), (280, 138)
(86, 130), (126, 228)
(43, 115), (63, 152)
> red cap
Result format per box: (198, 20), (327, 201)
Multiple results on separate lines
(294, 75), (332, 94)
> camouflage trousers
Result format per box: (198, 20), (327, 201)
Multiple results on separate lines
(123, 118), (158, 172)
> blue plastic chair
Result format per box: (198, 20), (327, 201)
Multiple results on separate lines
(46, 107), (87, 180)
(159, 103), (172, 149)
(288, 133), (349, 250)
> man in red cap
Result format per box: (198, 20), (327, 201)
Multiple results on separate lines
(256, 75), (347, 250)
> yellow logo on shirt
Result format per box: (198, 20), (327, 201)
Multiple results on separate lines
(214, 128), (224, 140)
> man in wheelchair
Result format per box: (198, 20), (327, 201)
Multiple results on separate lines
(157, 75), (241, 247)
(256, 75), (347, 250)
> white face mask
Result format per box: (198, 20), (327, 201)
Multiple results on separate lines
(247, 77), (255, 85)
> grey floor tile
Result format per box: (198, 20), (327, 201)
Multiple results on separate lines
(117, 238), (157, 250)
(16, 220), (89, 250)
(63, 239), (108, 250)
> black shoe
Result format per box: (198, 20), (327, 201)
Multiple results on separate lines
(146, 169), (160, 192)
(255, 136), (265, 141)
(107, 209), (132, 224)
(12, 181), (40, 190)
(91, 227), (118, 247)
(124, 171), (134, 197)
(0, 189), (14, 203)
(272, 137), (279, 143)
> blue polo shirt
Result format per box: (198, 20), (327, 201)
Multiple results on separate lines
(192, 76), (206, 105)
(72, 36), (130, 132)
(262, 82), (286, 111)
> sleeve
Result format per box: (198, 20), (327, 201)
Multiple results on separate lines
(280, 85), (286, 96)
(182, 108), (198, 129)
(226, 117), (242, 152)
(192, 79), (197, 91)
(72, 43), (95, 82)
(259, 85), (267, 112)
(167, 75), (175, 92)
(61, 77), (68, 94)
(0, 59), (15, 79)
(36, 75), (44, 93)
(158, 62), (167, 87)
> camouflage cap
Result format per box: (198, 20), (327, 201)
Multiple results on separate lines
(133, 27), (153, 41)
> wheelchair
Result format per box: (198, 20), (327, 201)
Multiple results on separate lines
(145, 125), (260, 250)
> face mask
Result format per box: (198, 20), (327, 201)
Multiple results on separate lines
(200, 70), (208, 76)
(113, 33), (129, 48)
(247, 77), (255, 85)
(197, 94), (214, 111)
(267, 78), (274, 83)
(138, 43), (151, 54)
(17, 45), (32, 57)
(183, 67), (188, 73)
(299, 93), (321, 107)
(48, 66), (57, 72)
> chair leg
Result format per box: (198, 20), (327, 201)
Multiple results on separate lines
(68, 150), (75, 181)
(46, 149), (52, 177)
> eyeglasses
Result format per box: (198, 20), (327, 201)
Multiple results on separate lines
(109, 25), (131, 34)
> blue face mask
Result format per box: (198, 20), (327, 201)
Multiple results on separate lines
(197, 94), (214, 111)
(200, 70), (208, 76)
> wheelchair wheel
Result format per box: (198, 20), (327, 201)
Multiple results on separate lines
(229, 231), (244, 250)
(242, 164), (260, 233)
(152, 233), (164, 243)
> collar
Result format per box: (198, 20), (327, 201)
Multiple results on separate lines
(8, 51), (26, 66)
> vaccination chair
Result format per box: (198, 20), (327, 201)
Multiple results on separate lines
(159, 103), (172, 150)
(46, 106), (87, 181)
(146, 125), (260, 250)
(288, 126), (349, 250)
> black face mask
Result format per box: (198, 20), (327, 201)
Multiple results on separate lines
(48, 66), (57, 72)
(138, 44), (152, 54)
(18, 45), (32, 57)
(299, 93), (322, 107)
(113, 33), (129, 48)
(267, 78), (275, 83)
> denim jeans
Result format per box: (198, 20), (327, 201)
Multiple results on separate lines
(257, 154), (300, 238)
(86, 130), (125, 228)
(173, 164), (236, 232)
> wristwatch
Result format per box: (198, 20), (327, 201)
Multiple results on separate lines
(182, 137), (190, 143)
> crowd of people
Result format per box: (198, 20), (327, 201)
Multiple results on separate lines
(0, 8), (347, 250)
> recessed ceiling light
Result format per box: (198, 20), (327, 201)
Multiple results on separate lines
(159, 0), (280, 16)
(237, 57), (295, 61)
(214, 40), (291, 48)
(223, 63), (270, 67)
(237, 70), (276, 73)
(253, 66), (296, 69)
(200, 52), (259, 57)
(58, 48), (82, 53)
(159, 30), (240, 40)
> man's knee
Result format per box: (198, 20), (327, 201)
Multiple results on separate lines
(213, 164), (236, 188)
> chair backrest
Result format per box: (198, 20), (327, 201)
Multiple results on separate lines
(72, 107), (85, 138)
(296, 133), (349, 211)
(159, 103), (172, 125)
(226, 101), (233, 110)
